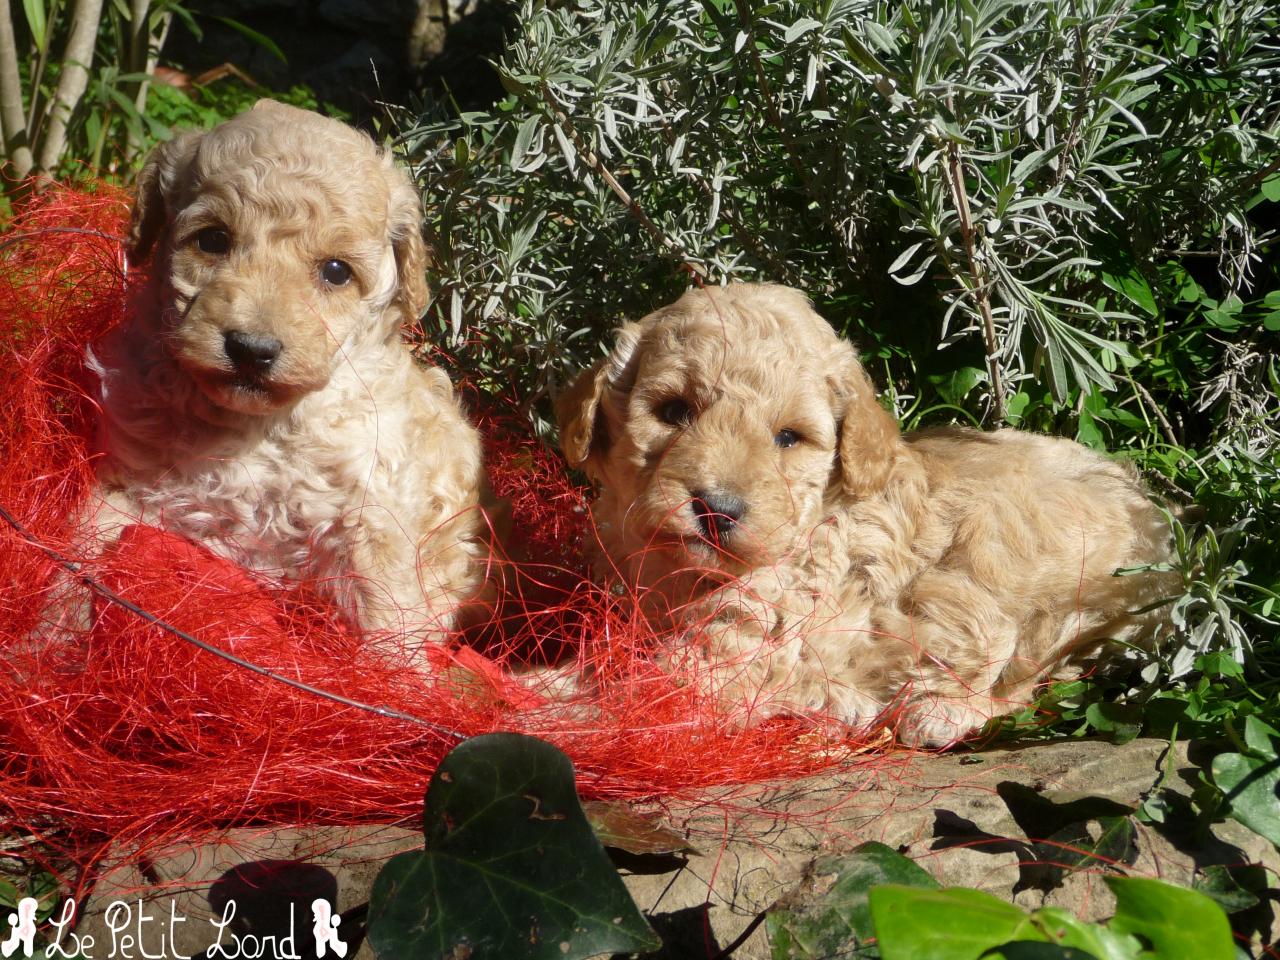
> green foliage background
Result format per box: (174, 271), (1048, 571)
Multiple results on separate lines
(398, 0), (1279, 712)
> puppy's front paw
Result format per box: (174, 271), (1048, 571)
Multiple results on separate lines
(896, 697), (992, 748)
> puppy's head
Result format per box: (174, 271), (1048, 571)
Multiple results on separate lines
(128, 100), (428, 415)
(558, 283), (901, 578)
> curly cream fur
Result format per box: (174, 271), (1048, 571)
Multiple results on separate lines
(86, 100), (495, 648)
(559, 282), (1173, 744)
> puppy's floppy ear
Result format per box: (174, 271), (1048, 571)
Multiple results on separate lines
(556, 321), (644, 475)
(835, 345), (902, 499)
(557, 357), (614, 473)
(386, 165), (429, 329)
(127, 132), (201, 264)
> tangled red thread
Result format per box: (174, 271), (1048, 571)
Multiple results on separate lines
(0, 186), (891, 883)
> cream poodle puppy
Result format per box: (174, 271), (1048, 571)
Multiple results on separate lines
(558, 283), (1173, 744)
(85, 100), (496, 648)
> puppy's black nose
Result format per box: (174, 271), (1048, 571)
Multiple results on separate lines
(691, 489), (746, 546)
(224, 330), (283, 374)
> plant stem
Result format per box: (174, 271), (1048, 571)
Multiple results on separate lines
(1128, 375), (1180, 449)
(944, 140), (1006, 420)
(0, 0), (34, 178)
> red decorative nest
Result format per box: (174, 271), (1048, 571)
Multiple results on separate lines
(0, 186), (890, 881)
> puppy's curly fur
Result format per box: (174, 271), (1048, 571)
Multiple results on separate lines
(558, 283), (1173, 744)
(87, 100), (496, 645)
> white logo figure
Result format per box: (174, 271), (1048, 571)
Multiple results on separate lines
(1, 897), (37, 959)
(311, 900), (347, 958)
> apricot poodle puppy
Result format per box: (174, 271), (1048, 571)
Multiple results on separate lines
(86, 100), (496, 649)
(558, 283), (1172, 744)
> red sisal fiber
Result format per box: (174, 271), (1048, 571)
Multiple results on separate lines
(0, 186), (888, 879)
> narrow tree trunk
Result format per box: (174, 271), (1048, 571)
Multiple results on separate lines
(124, 0), (153, 161)
(34, 0), (106, 175)
(0, 0), (34, 178)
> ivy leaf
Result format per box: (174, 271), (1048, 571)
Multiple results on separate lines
(995, 782), (1137, 889)
(1193, 864), (1263, 915)
(367, 734), (660, 960)
(868, 886), (1047, 959)
(1105, 877), (1236, 960)
(1211, 719), (1280, 847)
(767, 842), (939, 959)
(1024, 905), (1140, 959)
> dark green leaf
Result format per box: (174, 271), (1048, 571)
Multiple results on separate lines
(928, 366), (985, 405)
(1203, 296), (1245, 331)
(1193, 864), (1262, 914)
(1084, 703), (1142, 744)
(213, 16), (288, 64)
(1211, 750), (1280, 847)
(1241, 715), (1280, 755)
(984, 944), (1100, 960)
(768, 842), (938, 959)
(367, 734), (659, 960)
(1100, 270), (1156, 317)
(1076, 408), (1105, 450)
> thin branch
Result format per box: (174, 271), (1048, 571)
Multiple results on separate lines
(1052, 0), (1092, 188)
(944, 141), (1006, 421)
(710, 908), (768, 960)
(125, 0), (168, 162)
(539, 84), (707, 277)
(728, 0), (854, 266)
(655, 119), (799, 284)
(0, 0), (33, 178)
(34, 0), (106, 175)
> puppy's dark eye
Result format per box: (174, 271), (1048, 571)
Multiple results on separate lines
(774, 428), (801, 449)
(320, 259), (353, 286)
(657, 398), (693, 427)
(196, 227), (231, 255)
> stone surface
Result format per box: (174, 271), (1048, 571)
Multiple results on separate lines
(70, 738), (1278, 959)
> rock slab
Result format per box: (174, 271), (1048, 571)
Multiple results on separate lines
(71, 738), (1276, 959)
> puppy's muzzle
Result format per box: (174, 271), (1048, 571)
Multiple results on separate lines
(691, 489), (746, 549)
(224, 330), (283, 377)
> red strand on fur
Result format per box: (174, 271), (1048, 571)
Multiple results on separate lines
(0, 186), (892, 883)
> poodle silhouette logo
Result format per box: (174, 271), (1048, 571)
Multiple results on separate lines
(2, 896), (347, 959)
(2, 898), (37, 958)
